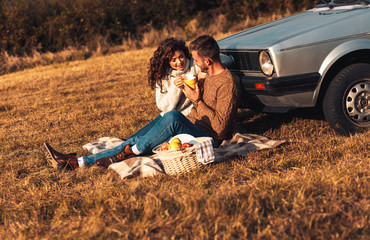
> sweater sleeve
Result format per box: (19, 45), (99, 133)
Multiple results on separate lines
(156, 80), (184, 115)
(198, 82), (238, 137)
(187, 72), (240, 140)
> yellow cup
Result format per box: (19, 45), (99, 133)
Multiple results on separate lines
(183, 74), (197, 89)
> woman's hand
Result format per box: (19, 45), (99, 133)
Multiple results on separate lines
(174, 77), (184, 89)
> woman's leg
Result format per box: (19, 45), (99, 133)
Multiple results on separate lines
(127, 115), (162, 139)
(82, 115), (162, 166)
(134, 110), (213, 155)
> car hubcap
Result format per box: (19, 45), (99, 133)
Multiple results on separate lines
(345, 80), (370, 124)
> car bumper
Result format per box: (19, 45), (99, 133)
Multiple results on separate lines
(239, 72), (321, 96)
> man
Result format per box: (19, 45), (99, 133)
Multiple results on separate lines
(44, 35), (240, 170)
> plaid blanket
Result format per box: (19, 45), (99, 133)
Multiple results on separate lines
(214, 133), (285, 161)
(82, 133), (285, 179)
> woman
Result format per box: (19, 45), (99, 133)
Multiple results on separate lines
(148, 38), (199, 116)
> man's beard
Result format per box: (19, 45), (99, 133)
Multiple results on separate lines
(200, 66), (208, 73)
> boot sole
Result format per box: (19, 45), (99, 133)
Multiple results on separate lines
(44, 143), (60, 170)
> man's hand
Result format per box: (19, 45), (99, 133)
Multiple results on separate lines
(183, 81), (201, 102)
(174, 77), (184, 89)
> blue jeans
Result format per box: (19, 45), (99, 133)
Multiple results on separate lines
(83, 110), (215, 166)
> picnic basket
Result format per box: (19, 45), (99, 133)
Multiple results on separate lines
(152, 137), (212, 175)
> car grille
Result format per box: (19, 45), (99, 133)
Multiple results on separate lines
(220, 50), (261, 72)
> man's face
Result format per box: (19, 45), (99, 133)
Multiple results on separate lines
(191, 50), (208, 73)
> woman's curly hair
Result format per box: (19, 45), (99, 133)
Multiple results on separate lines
(148, 38), (190, 91)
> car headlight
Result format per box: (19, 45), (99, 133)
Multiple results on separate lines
(259, 50), (274, 76)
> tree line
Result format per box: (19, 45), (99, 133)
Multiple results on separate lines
(0, 0), (314, 56)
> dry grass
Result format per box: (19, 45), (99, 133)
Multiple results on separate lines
(0, 46), (369, 239)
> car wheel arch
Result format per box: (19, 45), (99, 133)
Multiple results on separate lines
(314, 42), (370, 107)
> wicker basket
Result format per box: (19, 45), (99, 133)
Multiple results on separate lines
(152, 137), (212, 175)
(159, 147), (203, 175)
(152, 145), (203, 175)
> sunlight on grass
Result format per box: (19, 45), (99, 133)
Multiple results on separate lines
(0, 46), (369, 239)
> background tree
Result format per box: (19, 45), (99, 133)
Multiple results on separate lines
(0, 0), (315, 56)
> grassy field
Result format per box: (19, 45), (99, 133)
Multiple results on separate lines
(0, 46), (369, 239)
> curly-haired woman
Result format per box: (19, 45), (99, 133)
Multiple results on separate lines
(148, 38), (200, 116)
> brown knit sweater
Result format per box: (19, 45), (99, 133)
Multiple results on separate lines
(187, 69), (241, 140)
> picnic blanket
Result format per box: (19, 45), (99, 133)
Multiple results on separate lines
(82, 132), (285, 179)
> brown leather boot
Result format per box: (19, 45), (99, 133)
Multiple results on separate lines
(44, 142), (79, 171)
(96, 144), (135, 168)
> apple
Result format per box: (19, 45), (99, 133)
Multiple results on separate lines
(180, 142), (192, 150)
(170, 137), (181, 145)
(170, 142), (181, 150)
(160, 142), (170, 151)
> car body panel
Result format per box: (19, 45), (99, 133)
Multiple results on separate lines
(313, 38), (370, 101)
(218, 4), (370, 111)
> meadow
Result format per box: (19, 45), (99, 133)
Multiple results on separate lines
(0, 44), (369, 239)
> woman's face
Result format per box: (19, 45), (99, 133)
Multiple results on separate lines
(169, 50), (186, 71)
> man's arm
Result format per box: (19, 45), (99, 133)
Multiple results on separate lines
(184, 74), (240, 139)
(196, 81), (239, 138)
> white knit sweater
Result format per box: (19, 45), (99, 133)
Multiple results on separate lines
(156, 58), (199, 116)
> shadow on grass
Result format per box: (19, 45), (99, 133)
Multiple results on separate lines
(236, 107), (325, 134)
(0, 104), (13, 112)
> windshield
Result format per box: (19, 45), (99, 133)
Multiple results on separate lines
(316, 0), (370, 7)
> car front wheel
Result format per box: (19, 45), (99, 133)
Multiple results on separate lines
(323, 63), (370, 135)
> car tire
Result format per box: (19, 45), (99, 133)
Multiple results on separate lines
(323, 63), (370, 135)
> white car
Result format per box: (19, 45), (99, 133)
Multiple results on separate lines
(218, 0), (370, 135)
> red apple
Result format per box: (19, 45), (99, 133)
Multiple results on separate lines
(160, 142), (170, 151)
(180, 142), (192, 150)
